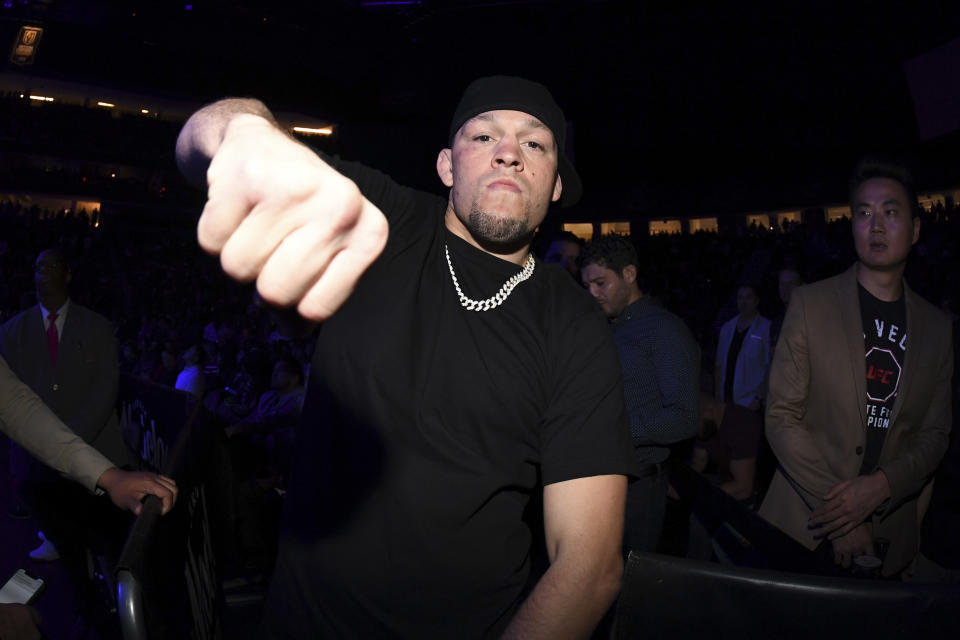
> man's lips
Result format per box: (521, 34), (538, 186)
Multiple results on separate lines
(488, 179), (521, 193)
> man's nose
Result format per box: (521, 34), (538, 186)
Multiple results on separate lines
(870, 210), (885, 231)
(493, 137), (523, 169)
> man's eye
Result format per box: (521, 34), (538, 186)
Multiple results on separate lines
(525, 141), (544, 150)
(474, 135), (492, 142)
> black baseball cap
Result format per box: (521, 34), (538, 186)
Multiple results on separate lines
(448, 75), (582, 207)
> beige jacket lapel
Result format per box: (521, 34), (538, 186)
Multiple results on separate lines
(835, 266), (867, 432)
(889, 281), (920, 426)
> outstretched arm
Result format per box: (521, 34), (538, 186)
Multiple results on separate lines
(176, 98), (388, 321)
(503, 474), (626, 640)
(2, 353), (112, 490)
(1, 355), (178, 515)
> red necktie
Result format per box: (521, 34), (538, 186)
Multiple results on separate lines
(47, 312), (59, 366)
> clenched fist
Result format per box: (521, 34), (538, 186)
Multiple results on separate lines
(177, 100), (388, 321)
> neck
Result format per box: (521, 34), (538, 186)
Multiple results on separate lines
(444, 206), (531, 266)
(737, 312), (756, 326)
(856, 262), (905, 302)
(40, 294), (67, 312)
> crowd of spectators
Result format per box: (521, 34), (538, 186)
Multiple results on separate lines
(0, 201), (315, 478)
(2, 196), (959, 579)
(5, 197), (960, 435)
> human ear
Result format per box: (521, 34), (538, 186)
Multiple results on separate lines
(551, 172), (562, 202)
(437, 149), (453, 188)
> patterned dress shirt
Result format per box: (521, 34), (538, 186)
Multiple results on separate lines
(611, 296), (701, 464)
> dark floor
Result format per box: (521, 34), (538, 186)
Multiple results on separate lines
(1, 435), (80, 639)
(0, 435), (265, 639)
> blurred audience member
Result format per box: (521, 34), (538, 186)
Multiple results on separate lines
(539, 230), (583, 280)
(151, 343), (179, 386)
(691, 393), (762, 503)
(175, 344), (205, 398)
(770, 265), (804, 349)
(225, 356), (305, 441)
(0, 248), (137, 634)
(684, 392), (763, 559)
(581, 235), (700, 554)
(715, 283), (771, 411)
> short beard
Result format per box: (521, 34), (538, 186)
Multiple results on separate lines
(466, 206), (533, 253)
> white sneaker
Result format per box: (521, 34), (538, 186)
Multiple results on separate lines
(29, 531), (60, 562)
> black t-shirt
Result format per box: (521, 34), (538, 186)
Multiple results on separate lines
(263, 155), (637, 638)
(858, 284), (907, 475)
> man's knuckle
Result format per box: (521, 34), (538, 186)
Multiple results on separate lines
(220, 248), (257, 282)
(323, 190), (363, 232)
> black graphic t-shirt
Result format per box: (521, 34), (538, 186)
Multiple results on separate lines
(858, 284), (907, 474)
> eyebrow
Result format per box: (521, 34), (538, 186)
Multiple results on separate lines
(468, 113), (551, 133)
(855, 198), (902, 208)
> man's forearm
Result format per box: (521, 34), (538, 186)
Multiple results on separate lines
(502, 553), (621, 640)
(175, 97), (279, 187)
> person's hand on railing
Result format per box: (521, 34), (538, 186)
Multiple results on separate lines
(96, 468), (179, 516)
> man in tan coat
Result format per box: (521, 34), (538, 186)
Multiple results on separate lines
(760, 159), (952, 576)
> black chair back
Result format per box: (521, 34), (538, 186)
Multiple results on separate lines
(614, 551), (960, 640)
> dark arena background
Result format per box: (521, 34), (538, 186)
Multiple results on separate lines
(1, 1), (960, 638)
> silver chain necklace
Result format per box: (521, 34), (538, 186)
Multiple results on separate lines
(444, 244), (535, 311)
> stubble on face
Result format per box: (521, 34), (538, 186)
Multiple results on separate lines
(465, 202), (533, 247)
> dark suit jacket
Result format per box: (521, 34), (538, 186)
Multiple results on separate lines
(759, 265), (953, 575)
(0, 302), (132, 469)
(0, 354), (113, 491)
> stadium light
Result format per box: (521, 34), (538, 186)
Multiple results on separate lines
(292, 126), (333, 135)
